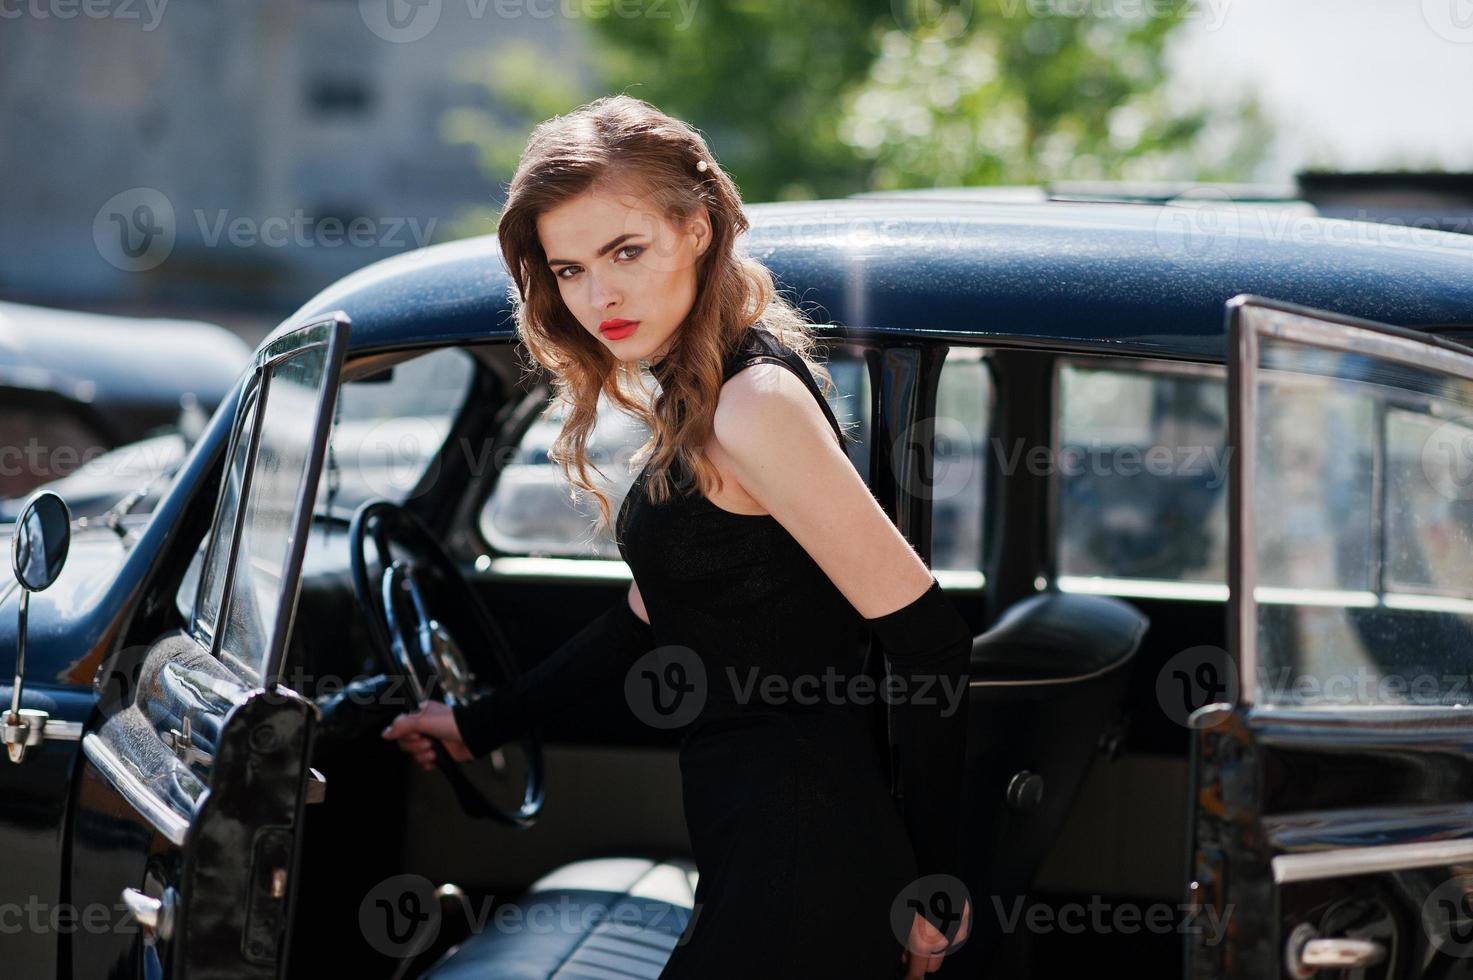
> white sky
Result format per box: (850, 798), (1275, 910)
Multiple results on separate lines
(1166, 0), (1473, 181)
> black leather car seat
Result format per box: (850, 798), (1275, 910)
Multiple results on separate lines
(420, 856), (697, 980)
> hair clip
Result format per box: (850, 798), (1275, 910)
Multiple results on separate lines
(695, 159), (709, 173)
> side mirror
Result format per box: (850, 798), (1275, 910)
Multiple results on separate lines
(12, 491), (71, 592)
(5, 491), (72, 763)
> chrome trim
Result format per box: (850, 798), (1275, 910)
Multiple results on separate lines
(1229, 301), (1262, 704)
(478, 556), (988, 591)
(1057, 575), (1228, 602)
(1385, 592), (1473, 615)
(1266, 313), (1473, 384)
(483, 557), (632, 580)
(81, 733), (189, 847)
(934, 568), (985, 590)
(1059, 574), (1473, 615)
(41, 719), (83, 741)
(1254, 587), (1377, 608)
(1272, 838), (1473, 884)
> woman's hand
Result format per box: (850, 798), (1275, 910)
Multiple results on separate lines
(900, 897), (971, 978)
(380, 701), (475, 770)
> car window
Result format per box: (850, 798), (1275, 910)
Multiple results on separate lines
(1251, 335), (1473, 707)
(1255, 380), (1375, 591)
(1054, 362), (1230, 590)
(194, 382), (258, 646)
(478, 348), (872, 559)
(313, 347), (477, 515)
(1385, 410), (1473, 595)
(932, 347), (989, 575)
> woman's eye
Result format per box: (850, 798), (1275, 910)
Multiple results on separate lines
(556, 245), (643, 281)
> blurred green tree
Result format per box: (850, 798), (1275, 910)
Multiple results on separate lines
(439, 0), (1270, 235)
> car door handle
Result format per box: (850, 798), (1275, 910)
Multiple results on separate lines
(1303, 937), (1386, 967)
(1286, 923), (1386, 976)
(121, 886), (178, 942)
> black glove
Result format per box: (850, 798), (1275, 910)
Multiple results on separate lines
(314, 673), (404, 745)
(450, 592), (656, 758)
(864, 576), (973, 883)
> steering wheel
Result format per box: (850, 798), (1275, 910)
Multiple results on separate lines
(348, 499), (544, 828)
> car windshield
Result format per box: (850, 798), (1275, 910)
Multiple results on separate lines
(312, 347), (477, 517)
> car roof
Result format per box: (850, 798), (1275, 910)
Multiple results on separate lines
(276, 197), (1473, 363)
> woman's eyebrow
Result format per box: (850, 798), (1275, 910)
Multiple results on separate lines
(547, 232), (640, 267)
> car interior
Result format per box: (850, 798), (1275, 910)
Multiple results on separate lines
(130, 333), (1226, 978)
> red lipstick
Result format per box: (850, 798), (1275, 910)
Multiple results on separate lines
(599, 318), (640, 340)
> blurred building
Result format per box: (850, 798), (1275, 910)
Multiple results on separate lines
(0, 1), (583, 320)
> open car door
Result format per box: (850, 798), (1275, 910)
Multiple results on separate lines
(72, 312), (348, 979)
(1188, 295), (1473, 978)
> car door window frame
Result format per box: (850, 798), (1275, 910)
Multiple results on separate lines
(1228, 295), (1473, 708)
(187, 315), (350, 688)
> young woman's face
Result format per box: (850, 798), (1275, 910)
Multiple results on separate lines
(538, 184), (711, 364)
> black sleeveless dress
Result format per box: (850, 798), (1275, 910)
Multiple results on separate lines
(616, 325), (919, 979)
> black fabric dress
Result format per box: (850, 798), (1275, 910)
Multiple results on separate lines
(615, 325), (920, 979)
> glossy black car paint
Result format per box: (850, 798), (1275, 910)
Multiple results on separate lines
(4, 198), (1473, 977)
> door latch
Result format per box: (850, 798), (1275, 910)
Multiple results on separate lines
(1285, 922), (1387, 977)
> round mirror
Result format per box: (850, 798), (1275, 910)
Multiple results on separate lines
(11, 491), (71, 593)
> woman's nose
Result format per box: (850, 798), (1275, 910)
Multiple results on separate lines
(588, 272), (621, 309)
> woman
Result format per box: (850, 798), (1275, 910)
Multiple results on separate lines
(382, 94), (974, 979)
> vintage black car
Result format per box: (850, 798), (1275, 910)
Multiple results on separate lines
(5, 196), (1473, 979)
(0, 300), (251, 520)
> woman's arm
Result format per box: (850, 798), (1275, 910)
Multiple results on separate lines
(443, 579), (656, 757)
(714, 364), (974, 882)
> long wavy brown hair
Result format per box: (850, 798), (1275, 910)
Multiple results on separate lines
(495, 94), (842, 543)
